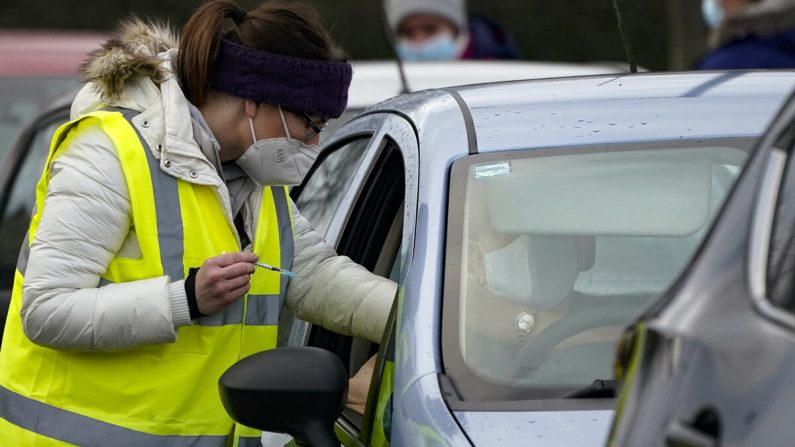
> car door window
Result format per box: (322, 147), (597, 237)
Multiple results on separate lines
(313, 138), (404, 366)
(0, 119), (61, 288)
(294, 136), (371, 236)
(277, 136), (373, 349)
(767, 149), (795, 311)
(308, 140), (404, 444)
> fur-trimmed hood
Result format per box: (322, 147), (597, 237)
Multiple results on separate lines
(80, 18), (178, 102)
(714, 0), (795, 47)
(71, 17), (220, 191)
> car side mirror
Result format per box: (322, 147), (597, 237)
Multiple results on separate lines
(218, 347), (348, 447)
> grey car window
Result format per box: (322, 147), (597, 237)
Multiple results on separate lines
(443, 140), (752, 400)
(294, 137), (371, 235)
(767, 152), (795, 311)
(277, 136), (372, 349)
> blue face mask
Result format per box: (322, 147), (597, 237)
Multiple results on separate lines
(702, 0), (725, 29)
(396, 33), (457, 61)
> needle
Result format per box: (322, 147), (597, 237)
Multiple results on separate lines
(255, 262), (297, 278)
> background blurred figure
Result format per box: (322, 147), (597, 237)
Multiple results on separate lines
(385, 0), (521, 61)
(696, 0), (795, 68)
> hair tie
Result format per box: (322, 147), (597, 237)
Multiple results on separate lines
(231, 8), (247, 25)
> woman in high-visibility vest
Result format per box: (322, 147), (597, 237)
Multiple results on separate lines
(0, 1), (395, 446)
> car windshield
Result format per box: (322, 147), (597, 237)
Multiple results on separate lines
(442, 139), (752, 401)
(0, 76), (76, 160)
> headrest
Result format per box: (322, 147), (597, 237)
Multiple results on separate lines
(484, 235), (580, 310)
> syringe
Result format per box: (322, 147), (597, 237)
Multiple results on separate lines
(254, 262), (297, 278)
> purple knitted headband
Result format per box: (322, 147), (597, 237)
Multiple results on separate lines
(211, 37), (353, 119)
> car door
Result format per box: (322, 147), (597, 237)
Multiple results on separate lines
(287, 111), (419, 446)
(607, 93), (795, 446)
(0, 103), (70, 344)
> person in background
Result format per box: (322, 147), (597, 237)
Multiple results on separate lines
(0, 1), (394, 446)
(385, 0), (522, 61)
(697, 0), (795, 68)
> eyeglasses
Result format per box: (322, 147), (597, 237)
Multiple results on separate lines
(298, 110), (327, 140)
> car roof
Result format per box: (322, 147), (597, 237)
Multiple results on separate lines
(375, 70), (795, 154)
(347, 59), (624, 109)
(0, 30), (107, 76)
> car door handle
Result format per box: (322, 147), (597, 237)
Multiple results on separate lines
(664, 420), (718, 447)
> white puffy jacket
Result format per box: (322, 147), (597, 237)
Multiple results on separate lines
(19, 22), (395, 350)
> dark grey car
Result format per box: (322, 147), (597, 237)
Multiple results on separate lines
(607, 87), (795, 446)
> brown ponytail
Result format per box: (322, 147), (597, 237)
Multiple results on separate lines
(178, 0), (241, 106)
(178, 0), (347, 107)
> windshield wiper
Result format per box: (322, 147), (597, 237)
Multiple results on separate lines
(562, 379), (616, 399)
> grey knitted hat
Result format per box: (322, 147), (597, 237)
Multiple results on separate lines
(385, 0), (467, 33)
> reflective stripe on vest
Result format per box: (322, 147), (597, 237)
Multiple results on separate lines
(242, 187), (294, 327)
(15, 231), (29, 276)
(0, 109), (294, 446)
(0, 385), (227, 447)
(236, 436), (265, 447)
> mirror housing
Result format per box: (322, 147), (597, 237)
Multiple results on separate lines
(218, 347), (348, 447)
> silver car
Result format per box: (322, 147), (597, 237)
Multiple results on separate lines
(219, 70), (795, 446)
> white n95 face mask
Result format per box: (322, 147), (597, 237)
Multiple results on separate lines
(483, 235), (579, 310)
(484, 236), (533, 303)
(236, 106), (319, 186)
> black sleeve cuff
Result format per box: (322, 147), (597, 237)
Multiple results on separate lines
(184, 267), (205, 320)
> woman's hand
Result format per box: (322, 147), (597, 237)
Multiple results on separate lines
(195, 252), (258, 315)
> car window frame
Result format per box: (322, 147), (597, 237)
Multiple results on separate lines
(749, 93), (795, 329)
(279, 113), (413, 350)
(281, 114), (397, 349)
(277, 133), (376, 349)
(287, 112), (420, 445)
(332, 143), (405, 445)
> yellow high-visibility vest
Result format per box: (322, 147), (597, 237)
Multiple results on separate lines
(0, 109), (294, 446)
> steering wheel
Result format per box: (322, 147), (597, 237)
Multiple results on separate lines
(512, 305), (641, 378)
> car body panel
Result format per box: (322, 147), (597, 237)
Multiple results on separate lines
(605, 140), (775, 446)
(606, 90), (795, 446)
(455, 71), (795, 152)
(455, 409), (613, 446)
(391, 374), (471, 445)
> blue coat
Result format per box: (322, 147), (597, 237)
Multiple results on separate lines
(696, 28), (795, 69)
(461, 14), (522, 60)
